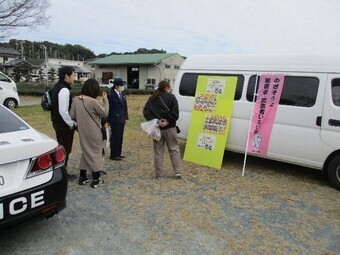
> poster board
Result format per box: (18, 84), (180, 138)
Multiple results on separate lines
(183, 75), (238, 169)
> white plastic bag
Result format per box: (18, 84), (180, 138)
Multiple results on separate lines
(105, 126), (111, 149)
(141, 119), (161, 141)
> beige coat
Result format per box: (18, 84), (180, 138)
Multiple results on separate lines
(70, 96), (109, 172)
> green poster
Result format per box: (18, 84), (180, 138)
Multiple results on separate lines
(183, 75), (238, 169)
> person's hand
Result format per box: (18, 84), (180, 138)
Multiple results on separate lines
(102, 91), (108, 101)
(159, 119), (169, 127)
(71, 122), (78, 131)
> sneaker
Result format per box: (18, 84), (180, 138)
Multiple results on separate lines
(175, 174), (182, 179)
(78, 176), (89, 185)
(67, 173), (77, 181)
(90, 178), (104, 188)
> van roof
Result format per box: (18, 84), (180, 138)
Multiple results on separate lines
(180, 54), (340, 73)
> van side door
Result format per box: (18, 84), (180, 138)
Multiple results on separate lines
(321, 74), (340, 150)
(246, 73), (328, 169)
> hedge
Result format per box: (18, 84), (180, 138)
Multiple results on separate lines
(17, 82), (154, 96)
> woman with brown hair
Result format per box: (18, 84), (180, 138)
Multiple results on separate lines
(143, 80), (182, 179)
(70, 78), (109, 188)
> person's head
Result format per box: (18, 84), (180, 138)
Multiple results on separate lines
(59, 66), (75, 85)
(151, 80), (171, 100)
(113, 78), (126, 92)
(81, 78), (100, 98)
(157, 80), (171, 93)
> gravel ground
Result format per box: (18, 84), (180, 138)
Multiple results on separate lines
(0, 96), (339, 255)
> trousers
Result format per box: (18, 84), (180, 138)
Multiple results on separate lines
(53, 121), (75, 168)
(153, 127), (181, 177)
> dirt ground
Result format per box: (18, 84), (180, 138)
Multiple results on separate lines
(0, 95), (339, 255)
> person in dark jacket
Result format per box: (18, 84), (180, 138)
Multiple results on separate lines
(50, 66), (77, 180)
(143, 80), (182, 179)
(107, 78), (129, 161)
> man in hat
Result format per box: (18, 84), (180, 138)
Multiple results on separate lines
(107, 78), (129, 160)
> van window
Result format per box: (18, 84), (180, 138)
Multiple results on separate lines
(179, 73), (244, 100)
(332, 78), (340, 106)
(247, 75), (319, 107)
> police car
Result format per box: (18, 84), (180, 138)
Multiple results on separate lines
(0, 105), (68, 230)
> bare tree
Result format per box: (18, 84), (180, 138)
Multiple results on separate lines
(0, 0), (50, 40)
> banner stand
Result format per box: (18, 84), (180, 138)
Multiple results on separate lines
(242, 74), (259, 177)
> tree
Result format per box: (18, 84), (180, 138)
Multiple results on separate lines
(0, 0), (50, 40)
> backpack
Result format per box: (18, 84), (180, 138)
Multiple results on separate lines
(41, 88), (52, 111)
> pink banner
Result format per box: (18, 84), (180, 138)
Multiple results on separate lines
(247, 74), (285, 155)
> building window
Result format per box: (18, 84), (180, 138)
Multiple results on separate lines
(174, 65), (180, 69)
(147, 79), (156, 84)
(102, 72), (113, 84)
(165, 64), (171, 69)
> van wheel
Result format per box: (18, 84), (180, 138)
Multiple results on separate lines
(4, 98), (17, 109)
(327, 154), (340, 190)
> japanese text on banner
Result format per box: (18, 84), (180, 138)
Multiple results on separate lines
(247, 74), (285, 156)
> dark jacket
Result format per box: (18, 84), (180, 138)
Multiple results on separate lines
(143, 92), (179, 130)
(50, 81), (72, 123)
(107, 90), (128, 125)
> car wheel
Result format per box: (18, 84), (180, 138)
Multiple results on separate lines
(327, 154), (340, 190)
(4, 98), (17, 109)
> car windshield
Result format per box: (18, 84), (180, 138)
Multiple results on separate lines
(0, 107), (29, 133)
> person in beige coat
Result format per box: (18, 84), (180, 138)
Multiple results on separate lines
(70, 78), (109, 188)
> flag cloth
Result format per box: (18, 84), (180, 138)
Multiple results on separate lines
(247, 74), (285, 155)
(183, 75), (237, 169)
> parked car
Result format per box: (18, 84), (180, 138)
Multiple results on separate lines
(145, 83), (158, 89)
(0, 71), (20, 109)
(100, 79), (114, 88)
(100, 78), (128, 89)
(0, 105), (68, 231)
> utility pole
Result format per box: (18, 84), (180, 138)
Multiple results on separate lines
(41, 45), (48, 87)
(32, 43), (34, 59)
(20, 41), (24, 60)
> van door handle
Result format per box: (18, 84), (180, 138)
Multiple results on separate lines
(328, 119), (340, 127)
(316, 116), (322, 126)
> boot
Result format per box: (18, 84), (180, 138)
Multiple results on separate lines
(78, 170), (89, 185)
(90, 171), (104, 188)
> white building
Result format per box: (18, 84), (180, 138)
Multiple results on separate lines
(89, 53), (185, 89)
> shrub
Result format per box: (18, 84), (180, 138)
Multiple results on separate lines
(17, 82), (154, 96)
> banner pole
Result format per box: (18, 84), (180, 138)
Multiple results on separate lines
(242, 74), (259, 176)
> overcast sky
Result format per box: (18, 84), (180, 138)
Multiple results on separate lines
(8, 0), (340, 56)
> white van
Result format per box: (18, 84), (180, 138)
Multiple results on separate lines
(173, 54), (340, 189)
(0, 71), (20, 109)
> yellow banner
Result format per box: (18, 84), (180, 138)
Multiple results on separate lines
(183, 75), (238, 169)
